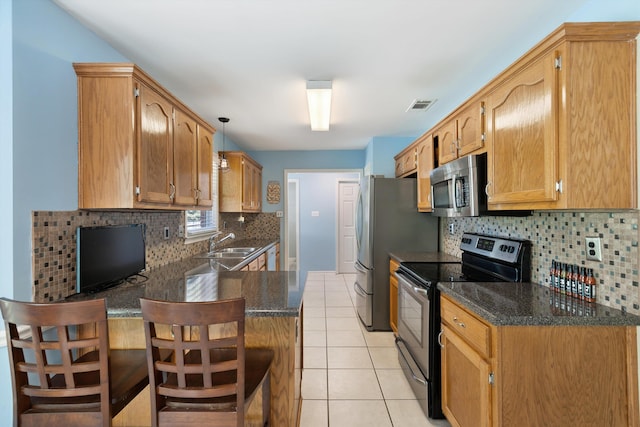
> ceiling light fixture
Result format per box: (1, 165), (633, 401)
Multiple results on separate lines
(306, 80), (332, 131)
(218, 117), (230, 172)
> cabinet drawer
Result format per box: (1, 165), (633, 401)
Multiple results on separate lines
(441, 296), (490, 358)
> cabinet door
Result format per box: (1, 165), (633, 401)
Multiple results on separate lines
(137, 83), (174, 204)
(173, 108), (198, 206)
(416, 135), (434, 212)
(389, 274), (398, 333)
(436, 120), (458, 165)
(485, 52), (559, 206)
(441, 325), (491, 427)
(242, 160), (253, 211)
(456, 101), (485, 157)
(395, 148), (416, 177)
(196, 126), (213, 207)
(252, 166), (262, 210)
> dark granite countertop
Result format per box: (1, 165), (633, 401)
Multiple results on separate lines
(66, 239), (303, 318)
(438, 281), (640, 326)
(389, 251), (461, 264)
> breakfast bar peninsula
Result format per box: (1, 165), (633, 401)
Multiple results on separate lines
(67, 257), (304, 427)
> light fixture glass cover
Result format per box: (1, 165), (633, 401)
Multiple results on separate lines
(218, 117), (230, 172)
(306, 80), (332, 131)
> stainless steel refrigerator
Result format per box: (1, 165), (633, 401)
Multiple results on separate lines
(354, 176), (439, 331)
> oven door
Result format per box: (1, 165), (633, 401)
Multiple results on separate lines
(396, 270), (432, 379)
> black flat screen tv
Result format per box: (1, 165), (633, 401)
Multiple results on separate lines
(76, 224), (146, 294)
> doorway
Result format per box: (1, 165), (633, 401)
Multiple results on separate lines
(284, 170), (360, 278)
(337, 180), (359, 273)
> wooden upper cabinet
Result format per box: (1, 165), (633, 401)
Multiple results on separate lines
(172, 107), (198, 206)
(435, 120), (458, 165)
(437, 101), (485, 165)
(456, 101), (485, 157)
(485, 51), (559, 207)
(196, 126), (213, 207)
(415, 134), (435, 212)
(486, 22), (640, 210)
(219, 151), (263, 213)
(74, 63), (215, 210)
(394, 146), (417, 177)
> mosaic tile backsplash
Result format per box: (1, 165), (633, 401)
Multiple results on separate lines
(441, 211), (640, 315)
(32, 210), (279, 303)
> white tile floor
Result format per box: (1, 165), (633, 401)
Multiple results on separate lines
(299, 271), (451, 427)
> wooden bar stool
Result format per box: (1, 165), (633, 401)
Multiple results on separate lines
(140, 297), (274, 427)
(0, 297), (149, 427)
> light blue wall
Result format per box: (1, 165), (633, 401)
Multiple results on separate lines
(12, 0), (128, 302)
(365, 136), (416, 177)
(290, 172), (360, 281)
(1, 0), (13, 420)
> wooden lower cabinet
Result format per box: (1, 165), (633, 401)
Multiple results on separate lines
(389, 259), (400, 333)
(441, 295), (639, 427)
(107, 315), (302, 427)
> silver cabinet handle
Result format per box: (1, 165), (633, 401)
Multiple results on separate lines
(485, 181), (492, 198)
(453, 316), (466, 328)
(438, 330), (444, 348)
(169, 183), (176, 200)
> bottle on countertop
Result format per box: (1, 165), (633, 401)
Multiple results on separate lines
(549, 260), (558, 291)
(559, 263), (567, 294)
(584, 268), (597, 303)
(577, 266), (586, 300)
(570, 264), (579, 298)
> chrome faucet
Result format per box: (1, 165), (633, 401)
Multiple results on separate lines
(209, 232), (236, 253)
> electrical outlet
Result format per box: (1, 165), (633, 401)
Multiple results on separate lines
(163, 227), (170, 240)
(276, 210), (284, 218)
(448, 223), (455, 235)
(585, 237), (602, 262)
(178, 225), (184, 238)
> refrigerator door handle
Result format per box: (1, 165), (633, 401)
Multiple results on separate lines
(354, 282), (368, 297)
(354, 260), (367, 273)
(355, 188), (363, 252)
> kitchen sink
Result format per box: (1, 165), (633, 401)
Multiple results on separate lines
(213, 247), (257, 254)
(193, 247), (257, 260)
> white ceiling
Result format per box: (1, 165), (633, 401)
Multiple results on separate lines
(53, 0), (590, 151)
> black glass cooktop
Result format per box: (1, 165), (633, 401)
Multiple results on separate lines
(398, 261), (503, 288)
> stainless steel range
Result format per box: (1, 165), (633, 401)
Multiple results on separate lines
(394, 232), (531, 419)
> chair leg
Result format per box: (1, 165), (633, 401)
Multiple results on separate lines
(262, 372), (271, 426)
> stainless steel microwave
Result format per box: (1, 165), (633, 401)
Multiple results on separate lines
(430, 153), (487, 217)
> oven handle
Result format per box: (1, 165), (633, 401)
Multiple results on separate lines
(395, 270), (431, 298)
(395, 338), (427, 385)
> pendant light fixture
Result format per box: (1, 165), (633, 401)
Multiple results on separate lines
(218, 117), (230, 172)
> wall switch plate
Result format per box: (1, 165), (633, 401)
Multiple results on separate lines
(585, 237), (602, 261)
(163, 227), (170, 240)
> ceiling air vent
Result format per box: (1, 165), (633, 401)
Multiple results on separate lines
(406, 99), (436, 112)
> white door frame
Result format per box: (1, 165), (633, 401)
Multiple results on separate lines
(336, 179), (359, 274)
(285, 178), (300, 271)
